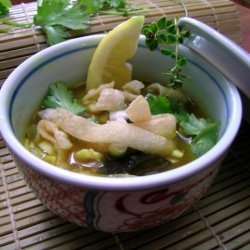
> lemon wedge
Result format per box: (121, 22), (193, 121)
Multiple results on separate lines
(86, 16), (144, 91)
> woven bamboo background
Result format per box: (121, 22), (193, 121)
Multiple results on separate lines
(1, 0), (249, 249)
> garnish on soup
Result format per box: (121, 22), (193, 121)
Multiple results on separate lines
(23, 16), (219, 176)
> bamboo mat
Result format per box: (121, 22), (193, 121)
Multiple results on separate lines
(0, 0), (242, 82)
(1, 0), (249, 249)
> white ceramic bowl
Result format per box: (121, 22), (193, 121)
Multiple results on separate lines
(0, 19), (244, 232)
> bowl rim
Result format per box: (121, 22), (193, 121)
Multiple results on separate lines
(0, 34), (242, 191)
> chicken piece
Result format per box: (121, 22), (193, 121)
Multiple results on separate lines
(126, 95), (151, 122)
(134, 114), (176, 139)
(37, 119), (72, 149)
(89, 88), (125, 112)
(37, 119), (73, 167)
(146, 83), (168, 95)
(83, 82), (115, 104)
(123, 91), (138, 102)
(122, 80), (145, 94)
(147, 83), (187, 102)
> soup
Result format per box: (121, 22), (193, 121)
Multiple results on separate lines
(24, 79), (219, 177)
(23, 16), (219, 177)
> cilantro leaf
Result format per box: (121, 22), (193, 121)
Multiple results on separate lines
(190, 122), (219, 157)
(146, 93), (171, 115)
(34, 0), (90, 45)
(34, 0), (146, 45)
(0, 0), (12, 18)
(146, 93), (189, 120)
(102, 0), (127, 10)
(180, 114), (211, 135)
(44, 25), (68, 45)
(78, 0), (144, 16)
(168, 98), (189, 121)
(77, 0), (102, 15)
(180, 114), (219, 157)
(42, 82), (85, 115)
(100, 0), (145, 16)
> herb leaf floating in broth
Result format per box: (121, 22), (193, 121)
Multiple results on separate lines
(180, 115), (220, 157)
(190, 123), (219, 157)
(146, 93), (171, 115)
(146, 93), (189, 121)
(42, 82), (85, 115)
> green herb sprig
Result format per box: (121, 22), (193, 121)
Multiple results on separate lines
(1, 0), (147, 44)
(34, 0), (147, 45)
(34, 0), (90, 45)
(0, 0), (12, 18)
(2, 19), (32, 27)
(142, 16), (191, 88)
(0, 0), (32, 32)
(78, 0), (148, 16)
